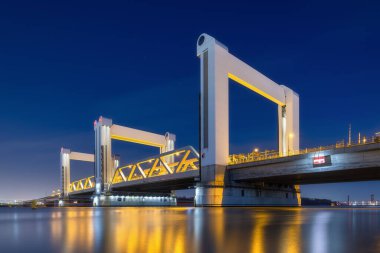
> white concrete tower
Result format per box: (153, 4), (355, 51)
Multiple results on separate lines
(60, 148), (71, 198)
(94, 116), (176, 195)
(60, 148), (95, 198)
(196, 33), (300, 206)
(197, 33), (299, 172)
(94, 116), (113, 194)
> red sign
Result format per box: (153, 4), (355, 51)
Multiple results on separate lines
(313, 155), (331, 167)
(313, 156), (325, 165)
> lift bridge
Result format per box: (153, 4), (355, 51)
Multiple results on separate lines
(65, 146), (200, 195)
(58, 34), (380, 207)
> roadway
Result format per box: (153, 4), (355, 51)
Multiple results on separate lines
(228, 142), (380, 184)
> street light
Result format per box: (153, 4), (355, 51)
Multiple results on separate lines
(254, 148), (259, 153)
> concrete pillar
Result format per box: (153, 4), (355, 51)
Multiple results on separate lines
(198, 34), (229, 186)
(164, 132), (176, 164)
(60, 148), (71, 198)
(112, 154), (120, 178)
(94, 116), (113, 194)
(278, 86), (300, 156)
(164, 132), (176, 153)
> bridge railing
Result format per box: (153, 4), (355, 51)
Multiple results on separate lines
(69, 176), (95, 193)
(112, 146), (199, 185)
(229, 139), (380, 165)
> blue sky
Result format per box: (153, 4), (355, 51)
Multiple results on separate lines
(0, 0), (379, 201)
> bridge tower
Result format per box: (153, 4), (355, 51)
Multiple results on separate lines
(59, 148), (95, 206)
(94, 116), (176, 199)
(94, 117), (113, 194)
(60, 148), (71, 199)
(195, 34), (300, 206)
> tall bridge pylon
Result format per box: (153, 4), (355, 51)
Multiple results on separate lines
(195, 33), (300, 206)
(60, 148), (95, 198)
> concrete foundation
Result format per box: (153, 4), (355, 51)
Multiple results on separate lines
(93, 195), (177, 207)
(57, 198), (93, 207)
(194, 185), (300, 207)
(195, 164), (301, 207)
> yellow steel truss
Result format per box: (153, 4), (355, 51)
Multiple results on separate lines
(68, 146), (199, 192)
(112, 146), (199, 184)
(69, 176), (95, 193)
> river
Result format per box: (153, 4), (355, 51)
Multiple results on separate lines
(0, 207), (380, 253)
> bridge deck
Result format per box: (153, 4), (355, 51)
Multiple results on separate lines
(111, 170), (199, 192)
(228, 143), (380, 185)
(68, 188), (95, 196)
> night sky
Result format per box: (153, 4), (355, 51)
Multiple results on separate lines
(0, 1), (379, 201)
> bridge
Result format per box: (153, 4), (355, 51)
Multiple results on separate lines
(56, 33), (380, 207)
(229, 142), (380, 185)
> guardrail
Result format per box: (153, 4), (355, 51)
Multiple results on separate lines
(229, 139), (379, 165)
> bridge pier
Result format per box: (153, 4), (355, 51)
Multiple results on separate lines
(194, 185), (300, 207)
(194, 164), (300, 206)
(93, 194), (176, 207)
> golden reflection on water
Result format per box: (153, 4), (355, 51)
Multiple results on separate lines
(50, 207), (304, 253)
(110, 208), (189, 253)
(51, 209), (94, 253)
(50, 207), (191, 253)
(279, 208), (302, 253)
(44, 207), (380, 253)
(250, 211), (271, 253)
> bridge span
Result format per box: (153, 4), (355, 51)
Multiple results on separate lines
(64, 141), (380, 206)
(229, 142), (380, 185)
(66, 146), (200, 196)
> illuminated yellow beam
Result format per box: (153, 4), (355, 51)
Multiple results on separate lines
(111, 135), (164, 148)
(228, 73), (285, 106)
(176, 150), (191, 173)
(69, 176), (95, 192)
(159, 157), (174, 174)
(148, 159), (160, 177)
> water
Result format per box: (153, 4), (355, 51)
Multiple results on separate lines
(1, 207), (380, 253)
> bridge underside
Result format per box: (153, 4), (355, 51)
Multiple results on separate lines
(111, 170), (199, 193)
(232, 166), (380, 185)
(68, 189), (94, 197)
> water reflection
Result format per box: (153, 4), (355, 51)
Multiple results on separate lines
(310, 211), (331, 253)
(1, 207), (380, 253)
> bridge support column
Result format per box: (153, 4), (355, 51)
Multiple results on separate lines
(278, 86), (300, 156)
(194, 164), (300, 207)
(163, 132), (176, 163)
(94, 117), (113, 195)
(195, 184), (300, 207)
(60, 148), (71, 199)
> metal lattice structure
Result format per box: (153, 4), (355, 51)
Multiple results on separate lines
(112, 146), (199, 184)
(69, 176), (95, 193)
(67, 146), (199, 194)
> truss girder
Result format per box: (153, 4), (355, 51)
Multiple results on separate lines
(112, 146), (199, 185)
